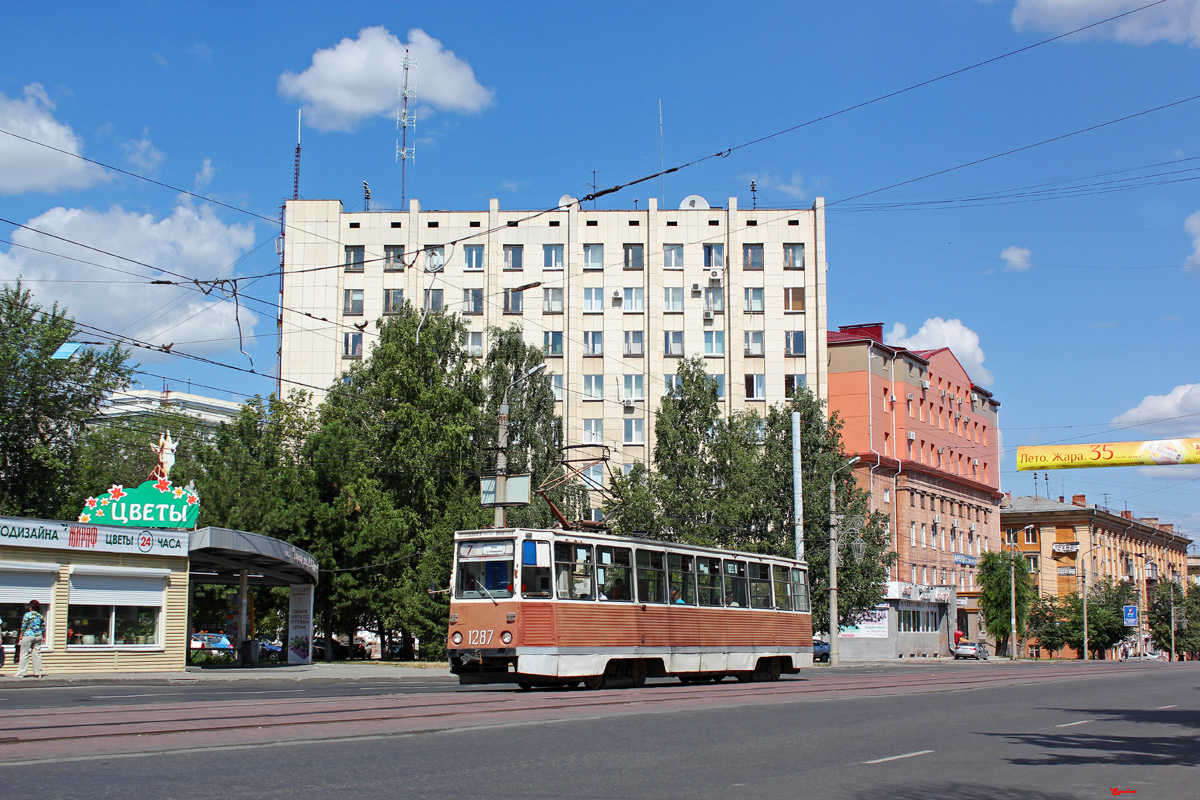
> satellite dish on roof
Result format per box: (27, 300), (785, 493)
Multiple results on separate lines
(679, 194), (709, 210)
(558, 195), (576, 209)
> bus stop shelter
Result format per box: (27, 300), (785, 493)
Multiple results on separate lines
(188, 527), (318, 665)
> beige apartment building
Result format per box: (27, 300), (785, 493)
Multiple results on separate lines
(279, 195), (829, 482)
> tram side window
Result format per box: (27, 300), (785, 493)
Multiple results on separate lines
(723, 560), (748, 607)
(555, 543), (595, 600)
(667, 553), (696, 605)
(636, 549), (666, 603)
(748, 563), (773, 609)
(596, 546), (632, 601)
(696, 557), (723, 606)
(521, 540), (553, 598)
(773, 565), (792, 610)
(456, 541), (515, 599)
(791, 568), (810, 612)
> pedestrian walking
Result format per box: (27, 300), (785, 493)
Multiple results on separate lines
(15, 600), (45, 678)
(1121, 645), (1129, 663)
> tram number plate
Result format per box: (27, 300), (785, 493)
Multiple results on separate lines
(468, 629), (494, 646)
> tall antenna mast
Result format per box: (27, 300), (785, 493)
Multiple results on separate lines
(396, 48), (416, 207)
(293, 109), (302, 200)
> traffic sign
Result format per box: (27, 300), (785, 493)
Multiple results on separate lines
(1123, 605), (1139, 627)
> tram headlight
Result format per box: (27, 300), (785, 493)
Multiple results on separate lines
(500, 631), (512, 644)
(451, 631), (462, 645)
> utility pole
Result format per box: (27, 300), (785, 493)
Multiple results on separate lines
(1010, 547), (1017, 661)
(828, 456), (859, 668)
(792, 412), (804, 561)
(493, 362), (546, 529)
(1082, 524), (1090, 660)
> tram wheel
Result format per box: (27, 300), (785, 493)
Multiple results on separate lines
(517, 682), (533, 691)
(736, 672), (753, 683)
(584, 673), (606, 691)
(710, 674), (726, 683)
(678, 675), (694, 684)
(767, 659), (782, 682)
(629, 660), (647, 688)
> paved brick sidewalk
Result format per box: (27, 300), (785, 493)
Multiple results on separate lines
(0, 660), (456, 688)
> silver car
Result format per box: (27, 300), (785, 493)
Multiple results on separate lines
(954, 641), (989, 660)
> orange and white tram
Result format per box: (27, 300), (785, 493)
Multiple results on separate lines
(447, 527), (814, 688)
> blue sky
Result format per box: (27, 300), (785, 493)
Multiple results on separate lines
(2, 2), (1198, 543)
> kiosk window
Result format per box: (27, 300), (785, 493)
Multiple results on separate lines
(697, 557), (723, 606)
(636, 550), (666, 604)
(723, 560), (748, 607)
(555, 543), (595, 600)
(596, 546), (632, 601)
(667, 553), (696, 605)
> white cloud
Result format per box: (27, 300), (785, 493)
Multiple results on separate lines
(0, 84), (107, 194)
(278, 27), (493, 132)
(1001, 245), (1032, 272)
(885, 317), (994, 386)
(195, 158), (215, 190)
(1110, 383), (1200, 438)
(153, 53), (169, 68)
(1184, 210), (1200, 270)
(745, 171), (808, 201)
(1012, 0), (1200, 47)
(187, 43), (212, 63)
(123, 130), (164, 172)
(0, 201), (258, 354)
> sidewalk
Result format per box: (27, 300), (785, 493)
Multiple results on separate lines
(0, 660), (457, 689)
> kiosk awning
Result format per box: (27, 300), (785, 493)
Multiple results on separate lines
(188, 527), (318, 586)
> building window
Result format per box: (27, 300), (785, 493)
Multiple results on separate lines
(704, 287), (724, 313)
(463, 288), (484, 315)
(464, 245), (484, 271)
(703, 243), (724, 268)
(344, 246), (365, 272)
(783, 288), (805, 312)
(1025, 527), (1038, 544)
(663, 287), (684, 312)
(67, 605), (160, 647)
(1004, 529), (1018, 545)
(624, 244), (644, 270)
(343, 289), (363, 315)
(543, 244), (564, 270)
(584, 331), (603, 356)
(623, 374), (644, 401)
(543, 331), (563, 356)
(664, 330), (684, 356)
(624, 330), (644, 356)
(910, 522), (917, 547)
(712, 374), (726, 399)
(502, 244), (523, 271)
(623, 287), (644, 312)
(624, 418), (644, 445)
(383, 245), (404, 271)
(343, 332), (362, 358)
(784, 374), (806, 397)
(543, 288), (564, 313)
(744, 287), (764, 312)
(745, 374), (765, 400)
(663, 374), (683, 396)
(743, 244), (764, 270)
(383, 288), (404, 314)
(424, 288), (443, 312)
(583, 463), (604, 489)
(583, 374), (604, 400)
(1026, 554), (1039, 574)
(785, 330), (805, 356)
(503, 289), (524, 314)
(464, 331), (483, 357)
(424, 245), (445, 271)
(922, 524), (927, 548)
(664, 244), (683, 269)
(584, 244), (604, 270)
(784, 243), (805, 270)
(583, 418), (604, 444)
(704, 330), (725, 356)
(551, 374), (563, 401)
(583, 287), (603, 312)
(744, 331), (764, 356)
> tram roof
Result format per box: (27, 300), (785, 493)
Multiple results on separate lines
(454, 527), (807, 566)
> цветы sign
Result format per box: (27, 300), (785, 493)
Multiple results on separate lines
(78, 479), (199, 529)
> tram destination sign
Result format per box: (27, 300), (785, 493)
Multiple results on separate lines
(0, 515), (187, 556)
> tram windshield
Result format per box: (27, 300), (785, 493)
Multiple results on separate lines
(456, 540), (514, 599)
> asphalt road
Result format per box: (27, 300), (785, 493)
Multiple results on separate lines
(1, 660), (1195, 799)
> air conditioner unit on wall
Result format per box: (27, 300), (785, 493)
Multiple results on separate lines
(933, 515), (941, 524)
(691, 283), (702, 293)
(709, 269), (721, 281)
(970, 522), (977, 531)
(971, 458), (979, 466)
(703, 310), (714, 320)
(612, 289), (623, 299)
(921, 380), (931, 390)
(937, 447), (944, 454)
(906, 393), (914, 401)
(622, 398), (636, 409)
(941, 389), (947, 398)
(889, 394), (897, 402)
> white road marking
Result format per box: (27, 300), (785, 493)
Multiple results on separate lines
(864, 749), (934, 764)
(1157, 704), (1178, 709)
(92, 693), (173, 699)
(1055, 720), (1092, 728)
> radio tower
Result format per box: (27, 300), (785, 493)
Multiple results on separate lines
(396, 48), (416, 207)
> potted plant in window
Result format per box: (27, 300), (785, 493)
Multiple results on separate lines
(137, 616), (155, 645)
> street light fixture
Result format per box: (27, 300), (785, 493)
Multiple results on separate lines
(1007, 525), (1034, 661)
(828, 455), (861, 668)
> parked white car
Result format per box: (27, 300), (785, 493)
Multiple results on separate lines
(954, 641), (989, 660)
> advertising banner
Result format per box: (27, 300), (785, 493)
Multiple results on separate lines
(0, 515), (186, 556)
(78, 480), (199, 529)
(1123, 605), (1139, 627)
(288, 584), (314, 665)
(1052, 542), (1080, 553)
(1017, 439), (1200, 471)
(838, 607), (889, 638)
(1057, 566), (1076, 576)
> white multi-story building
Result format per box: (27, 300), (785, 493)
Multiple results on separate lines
(280, 195), (829, 477)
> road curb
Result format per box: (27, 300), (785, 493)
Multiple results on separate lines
(0, 671), (459, 689)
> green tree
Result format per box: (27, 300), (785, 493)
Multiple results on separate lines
(976, 549), (1038, 655)
(1147, 580), (1195, 660)
(0, 282), (133, 518)
(1026, 595), (1070, 655)
(1056, 578), (1137, 658)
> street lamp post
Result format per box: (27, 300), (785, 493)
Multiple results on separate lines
(1008, 526), (1033, 661)
(493, 362), (546, 529)
(828, 455), (861, 668)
